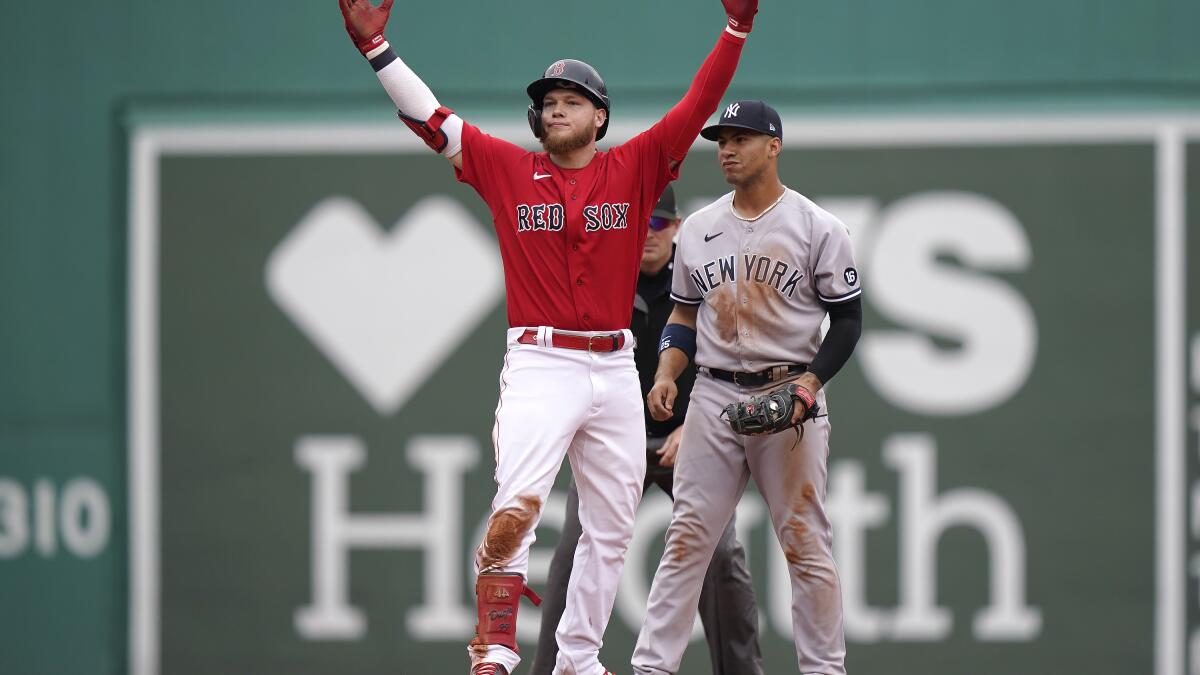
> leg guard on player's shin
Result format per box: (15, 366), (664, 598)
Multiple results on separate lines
(472, 572), (542, 653)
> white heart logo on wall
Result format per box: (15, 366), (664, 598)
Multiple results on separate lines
(266, 195), (503, 415)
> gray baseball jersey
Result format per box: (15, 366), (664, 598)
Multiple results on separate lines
(669, 187), (860, 372)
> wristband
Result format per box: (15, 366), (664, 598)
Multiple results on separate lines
(659, 323), (697, 363)
(368, 44), (397, 70)
(357, 32), (386, 56)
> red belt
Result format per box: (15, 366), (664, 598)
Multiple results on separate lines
(517, 328), (626, 352)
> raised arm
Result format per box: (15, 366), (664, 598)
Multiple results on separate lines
(656, 0), (760, 169)
(339, 0), (465, 169)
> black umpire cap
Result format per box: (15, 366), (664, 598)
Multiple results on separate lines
(651, 183), (678, 219)
(701, 99), (783, 141)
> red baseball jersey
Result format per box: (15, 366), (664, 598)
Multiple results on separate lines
(456, 122), (680, 331)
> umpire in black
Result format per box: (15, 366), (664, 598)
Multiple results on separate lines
(529, 185), (764, 675)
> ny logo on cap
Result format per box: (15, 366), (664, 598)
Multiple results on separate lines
(724, 103), (741, 118)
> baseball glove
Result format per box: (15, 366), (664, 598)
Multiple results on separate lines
(721, 383), (820, 436)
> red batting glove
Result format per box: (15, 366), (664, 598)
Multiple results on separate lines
(722, 0), (758, 33)
(338, 0), (394, 55)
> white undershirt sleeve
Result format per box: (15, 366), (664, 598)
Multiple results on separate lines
(439, 114), (463, 159)
(367, 41), (463, 157)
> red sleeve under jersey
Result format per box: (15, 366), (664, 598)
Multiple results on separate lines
(625, 31), (746, 165)
(651, 30), (746, 162)
(611, 29), (745, 209)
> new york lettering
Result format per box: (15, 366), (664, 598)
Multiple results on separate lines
(691, 253), (805, 298)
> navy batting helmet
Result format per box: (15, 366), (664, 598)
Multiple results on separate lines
(526, 59), (610, 141)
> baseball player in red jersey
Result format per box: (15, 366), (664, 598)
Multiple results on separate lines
(337, 1), (759, 673)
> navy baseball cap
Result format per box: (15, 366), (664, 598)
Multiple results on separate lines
(701, 99), (783, 141)
(651, 183), (678, 220)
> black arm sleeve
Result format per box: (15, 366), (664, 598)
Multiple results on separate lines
(808, 297), (863, 385)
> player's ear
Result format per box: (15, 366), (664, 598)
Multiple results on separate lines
(769, 137), (782, 158)
(595, 106), (608, 129)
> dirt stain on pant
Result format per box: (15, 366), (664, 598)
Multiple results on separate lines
(477, 494), (542, 572)
(782, 482), (820, 578)
(667, 519), (702, 563)
(468, 635), (488, 662)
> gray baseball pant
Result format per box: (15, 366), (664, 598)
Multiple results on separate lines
(632, 376), (847, 675)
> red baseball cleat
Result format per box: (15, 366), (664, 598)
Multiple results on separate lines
(470, 664), (507, 675)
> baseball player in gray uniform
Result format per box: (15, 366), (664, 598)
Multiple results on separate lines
(632, 100), (862, 675)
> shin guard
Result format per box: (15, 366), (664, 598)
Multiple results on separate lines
(472, 572), (542, 652)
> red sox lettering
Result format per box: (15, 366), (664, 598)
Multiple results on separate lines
(515, 204), (565, 232)
(582, 202), (631, 232)
(514, 202), (632, 233)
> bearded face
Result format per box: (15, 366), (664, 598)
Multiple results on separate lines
(542, 117), (598, 154)
(540, 90), (605, 155)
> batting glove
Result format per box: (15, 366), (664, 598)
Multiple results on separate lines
(722, 0), (758, 33)
(338, 0), (394, 56)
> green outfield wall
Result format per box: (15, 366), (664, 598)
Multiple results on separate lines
(3, 2), (1200, 674)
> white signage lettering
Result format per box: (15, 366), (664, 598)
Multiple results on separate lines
(295, 435), (1039, 644)
(858, 192), (1036, 415)
(294, 435), (478, 640)
(885, 434), (1042, 640)
(0, 477), (110, 559)
(0, 479), (29, 558)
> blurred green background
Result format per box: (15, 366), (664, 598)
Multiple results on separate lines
(3, 1), (1200, 674)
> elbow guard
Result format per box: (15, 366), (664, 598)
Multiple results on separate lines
(659, 323), (697, 363)
(398, 107), (460, 155)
